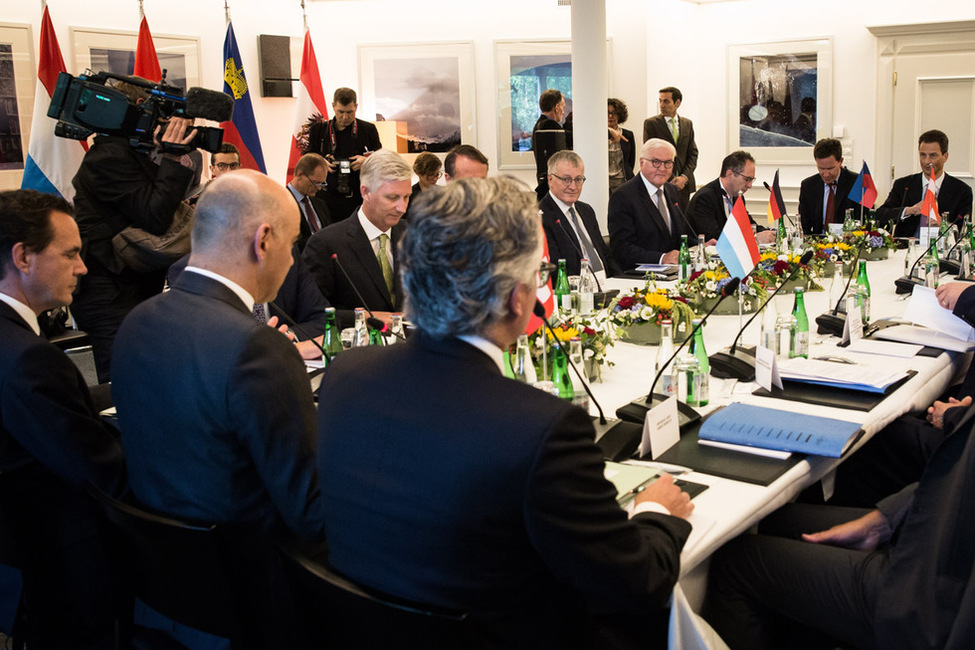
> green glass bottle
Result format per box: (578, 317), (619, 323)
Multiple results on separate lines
(322, 307), (343, 363)
(688, 319), (709, 406)
(856, 260), (871, 322)
(554, 259), (571, 313)
(368, 325), (383, 346)
(777, 216), (788, 252)
(550, 344), (574, 400)
(678, 234), (690, 282)
(502, 348), (515, 379)
(791, 288), (809, 358)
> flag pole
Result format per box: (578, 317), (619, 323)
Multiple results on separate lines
(301, 0), (308, 32)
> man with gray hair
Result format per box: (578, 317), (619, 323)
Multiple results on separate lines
(303, 149), (410, 328)
(609, 138), (694, 269)
(317, 176), (693, 648)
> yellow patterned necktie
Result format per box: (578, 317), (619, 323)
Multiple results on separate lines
(377, 233), (395, 303)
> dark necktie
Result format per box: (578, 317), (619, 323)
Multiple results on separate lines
(253, 302), (268, 323)
(568, 206), (603, 273)
(824, 183), (836, 227)
(302, 196), (321, 232)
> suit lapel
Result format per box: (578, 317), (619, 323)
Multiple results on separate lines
(0, 301), (34, 335)
(346, 218), (391, 304)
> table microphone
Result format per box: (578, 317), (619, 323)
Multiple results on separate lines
(709, 250), (814, 381)
(671, 199), (700, 240)
(814, 244), (863, 337)
(331, 253), (387, 343)
(894, 224), (954, 294)
(616, 277), (740, 426)
(554, 218), (603, 292)
(269, 301), (327, 357)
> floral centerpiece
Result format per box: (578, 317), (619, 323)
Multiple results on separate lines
(678, 259), (768, 314)
(526, 309), (621, 382)
(811, 238), (857, 275)
(752, 251), (822, 292)
(607, 282), (696, 345)
(843, 226), (896, 260)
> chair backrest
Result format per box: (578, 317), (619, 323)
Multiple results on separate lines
(85, 484), (245, 642)
(280, 545), (476, 650)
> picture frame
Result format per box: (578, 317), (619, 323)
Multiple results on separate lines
(357, 41), (476, 159)
(494, 39), (572, 170)
(727, 37), (833, 164)
(70, 26), (201, 91)
(0, 22), (35, 190)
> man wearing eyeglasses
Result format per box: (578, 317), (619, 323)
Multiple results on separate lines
(609, 138), (694, 269)
(687, 150), (776, 243)
(288, 153), (333, 252)
(541, 150), (620, 280)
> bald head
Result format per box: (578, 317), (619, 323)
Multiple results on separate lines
(190, 170), (299, 301)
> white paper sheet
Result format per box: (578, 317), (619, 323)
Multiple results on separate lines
(904, 285), (975, 342)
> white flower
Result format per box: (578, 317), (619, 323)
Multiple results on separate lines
(584, 348), (595, 359)
(640, 306), (655, 321)
(705, 280), (717, 293)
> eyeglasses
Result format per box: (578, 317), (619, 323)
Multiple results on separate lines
(426, 171), (444, 181)
(551, 174), (587, 186)
(303, 174), (326, 189)
(537, 262), (557, 287)
(214, 162), (241, 171)
(643, 158), (674, 169)
(733, 171), (757, 183)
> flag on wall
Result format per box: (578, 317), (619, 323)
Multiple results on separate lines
(716, 196), (760, 280)
(849, 161), (878, 209)
(766, 169), (787, 222)
(20, 6), (86, 199)
(133, 16), (162, 82)
(286, 30), (329, 183)
(920, 181), (940, 226)
(220, 22), (266, 173)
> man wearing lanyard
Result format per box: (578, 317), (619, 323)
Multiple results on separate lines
(686, 150), (777, 243)
(306, 87), (383, 222)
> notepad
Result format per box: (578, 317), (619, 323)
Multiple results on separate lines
(604, 462), (661, 506)
(698, 402), (862, 458)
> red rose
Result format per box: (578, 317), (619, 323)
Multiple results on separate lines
(584, 326), (596, 336)
(688, 270), (704, 283)
(618, 296), (635, 309)
(773, 260), (790, 275)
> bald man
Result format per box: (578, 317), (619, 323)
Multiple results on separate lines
(112, 170), (324, 543)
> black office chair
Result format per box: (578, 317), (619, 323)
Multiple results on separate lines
(85, 484), (249, 650)
(0, 477), (26, 650)
(280, 545), (476, 650)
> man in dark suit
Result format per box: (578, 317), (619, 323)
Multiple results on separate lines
(876, 129), (974, 236)
(609, 138), (694, 269)
(797, 138), (860, 235)
(303, 149), (410, 328)
(541, 150), (620, 279)
(318, 176), (693, 648)
(0, 190), (124, 649)
(705, 398), (975, 649)
(444, 144), (489, 181)
(287, 153), (332, 251)
(306, 87), (383, 221)
(532, 88), (567, 199)
(642, 87), (698, 209)
(112, 170), (325, 543)
(687, 150), (776, 244)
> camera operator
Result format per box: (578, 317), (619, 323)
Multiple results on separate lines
(306, 87), (382, 222)
(71, 80), (198, 383)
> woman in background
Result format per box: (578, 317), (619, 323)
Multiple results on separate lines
(608, 98), (636, 194)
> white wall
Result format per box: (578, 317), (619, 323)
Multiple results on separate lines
(6, 0), (975, 201)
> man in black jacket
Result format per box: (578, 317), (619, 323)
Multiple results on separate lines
(797, 138), (860, 235)
(532, 88), (567, 199)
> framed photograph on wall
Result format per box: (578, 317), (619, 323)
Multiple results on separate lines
(727, 37), (832, 164)
(0, 22), (35, 190)
(358, 41), (476, 158)
(494, 40), (572, 170)
(70, 27), (201, 91)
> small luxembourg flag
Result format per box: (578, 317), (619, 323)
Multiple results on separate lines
(716, 196), (760, 280)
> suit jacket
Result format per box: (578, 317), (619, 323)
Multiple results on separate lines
(289, 187), (332, 252)
(876, 172), (974, 237)
(533, 115), (565, 197)
(168, 246), (329, 338)
(797, 167), (860, 235)
(686, 178), (766, 242)
(642, 114), (698, 194)
(318, 333), (692, 649)
(302, 213), (405, 328)
(619, 127), (636, 181)
(540, 193), (621, 277)
(111, 272), (325, 542)
(609, 175), (691, 269)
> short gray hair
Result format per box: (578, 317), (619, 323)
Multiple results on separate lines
(547, 150), (584, 174)
(360, 149), (411, 194)
(400, 176), (541, 339)
(642, 138), (676, 159)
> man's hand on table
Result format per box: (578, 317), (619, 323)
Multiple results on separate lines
(636, 473), (694, 519)
(935, 282), (971, 312)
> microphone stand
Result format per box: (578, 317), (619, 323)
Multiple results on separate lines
(709, 250), (814, 381)
(814, 244), (863, 337)
(616, 278), (741, 426)
(554, 218), (604, 292)
(894, 224), (955, 294)
(332, 253), (389, 343)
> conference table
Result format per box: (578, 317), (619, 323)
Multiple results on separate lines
(586, 249), (968, 634)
